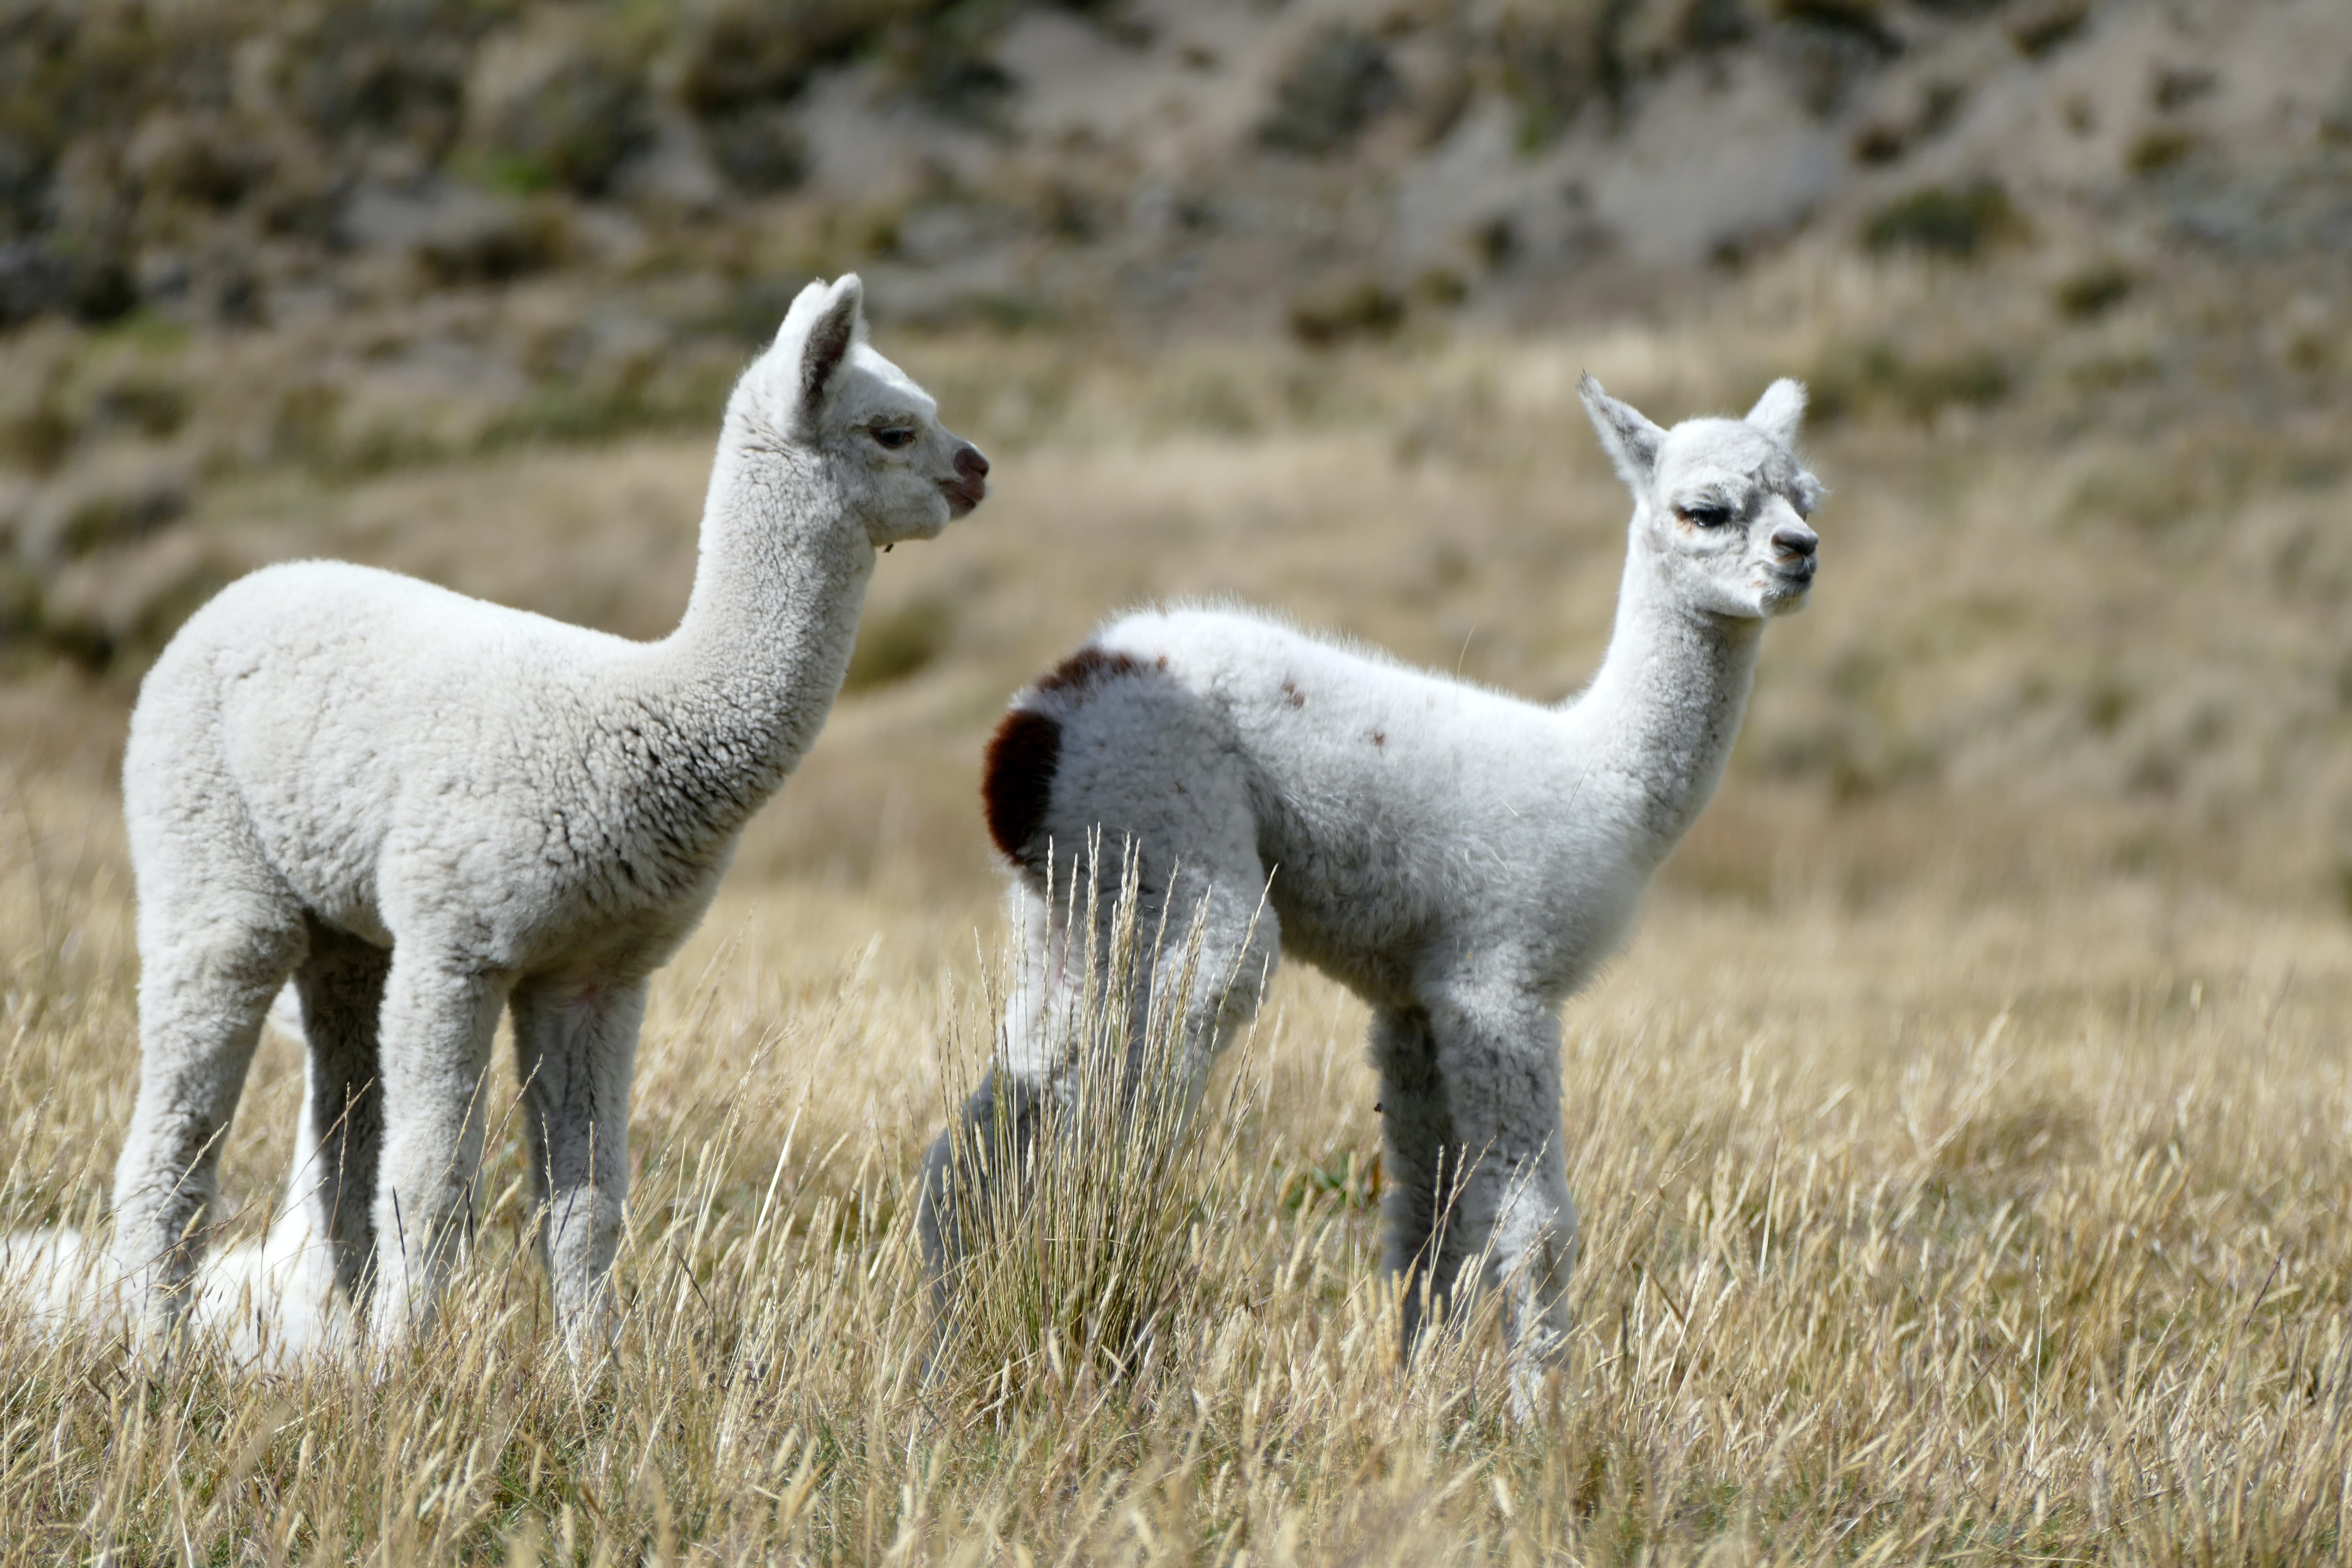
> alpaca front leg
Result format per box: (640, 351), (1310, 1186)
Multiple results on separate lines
(1369, 1007), (1452, 1349)
(1486, 1141), (1577, 1418)
(1425, 986), (1577, 1420)
(368, 954), (505, 1345)
(511, 977), (646, 1361)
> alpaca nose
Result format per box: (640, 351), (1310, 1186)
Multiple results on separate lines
(1772, 524), (1816, 560)
(955, 445), (989, 484)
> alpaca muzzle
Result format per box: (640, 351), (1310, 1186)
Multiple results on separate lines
(942, 444), (990, 518)
(1768, 524), (1817, 588)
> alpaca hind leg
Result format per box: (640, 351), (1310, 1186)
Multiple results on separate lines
(1143, 857), (1280, 1096)
(290, 921), (391, 1304)
(1026, 659), (1276, 1092)
(1422, 981), (1576, 1420)
(366, 951), (506, 1344)
(111, 897), (304, 1336)
(511, 977), (645, 1360)
(920, 835), (1275, 1333)
(1369, 1006), (1455, 1352)
(919, 880), (1061, 1349)
(918, 1066), (1048, 1315)
(1054, 797), (1277, 1101)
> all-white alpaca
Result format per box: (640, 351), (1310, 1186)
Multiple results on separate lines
(107, 274), (987, 1356)
(922, 376), (1822, 1412)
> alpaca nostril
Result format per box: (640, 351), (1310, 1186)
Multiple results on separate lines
(1772, 526), (1816, 559)
(956, 445), (990, 482)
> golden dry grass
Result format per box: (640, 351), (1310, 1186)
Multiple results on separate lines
(4, 239), (2352, 1562)
(9, 730), (2352, 1563)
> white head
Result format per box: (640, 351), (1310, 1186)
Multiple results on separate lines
(1579, 374), (1825, 620)
(728, 274), (989, 547)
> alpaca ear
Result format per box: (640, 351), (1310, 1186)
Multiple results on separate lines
(1579, 374), (1664, 490)
(1745, 378), (1807, 448)
(776, 273), (865, 426)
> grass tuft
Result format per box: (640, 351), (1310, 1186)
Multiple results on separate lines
(926, 851), (1262, 1418)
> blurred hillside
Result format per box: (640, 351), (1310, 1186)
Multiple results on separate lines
(0, 0), (2344, 336)
(1, 0), (2350, 910)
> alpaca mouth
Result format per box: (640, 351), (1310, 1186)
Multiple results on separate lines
(1763, 560), (1815, 607)
(940, 478), (986, 518)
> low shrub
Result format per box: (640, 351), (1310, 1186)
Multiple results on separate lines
(1861, 179), (2024, 260)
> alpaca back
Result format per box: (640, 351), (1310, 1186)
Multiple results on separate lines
(986, 607), (1641, 1004)
(129, 559), (730, 970)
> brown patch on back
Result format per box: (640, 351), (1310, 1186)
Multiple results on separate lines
(1035, 644), (1141, 696)
(989, 643), (1158, 866)
(983, 708), (1062, 865)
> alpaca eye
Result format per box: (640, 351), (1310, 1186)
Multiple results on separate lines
(872, 426), (917, 450)
(1677, 504), (1732, 528)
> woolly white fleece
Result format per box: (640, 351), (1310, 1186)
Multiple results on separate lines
(101, 274), (987, 1357)
(927, 376), (1823, 1416)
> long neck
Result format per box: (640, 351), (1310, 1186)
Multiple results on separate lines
(1562, 521), (1763, 864)
(629, 429), (876, 833)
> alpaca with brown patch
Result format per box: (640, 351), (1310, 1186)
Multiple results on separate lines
(922, 376), (1826, 1415)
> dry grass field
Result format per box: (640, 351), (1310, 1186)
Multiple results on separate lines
(5, 229), (2352, 1562)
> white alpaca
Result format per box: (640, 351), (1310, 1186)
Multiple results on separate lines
(922, 376), (1822, 1413)
(104, 274), (987, 1356)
